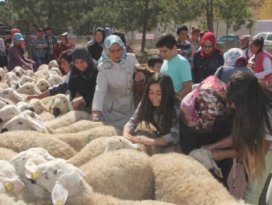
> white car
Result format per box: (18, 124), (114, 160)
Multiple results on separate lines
(254, 32), (272, 52)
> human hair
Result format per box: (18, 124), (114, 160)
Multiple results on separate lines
(227, 71), (272, 178)
(137, 73), (176, 134)
(59, 49), (72, 63)
(250, 37), (264, 53)
(147, 55), (163, 67)
(176, 25), (188, 35)
(156, 34), (177, 49)
(113, 32), (126, 44)
(191, 26), (200, 35)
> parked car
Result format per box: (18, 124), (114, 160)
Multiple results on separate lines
(216, 34), (240, 52)
(254, 32), (272, 52)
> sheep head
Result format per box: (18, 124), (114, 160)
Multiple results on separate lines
(48, 94), (72, 117)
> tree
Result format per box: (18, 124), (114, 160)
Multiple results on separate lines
(258, 0), (272, 19)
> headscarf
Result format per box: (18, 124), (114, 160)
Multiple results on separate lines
(94, 27), (106, 43)
(200, 32), (219, 58)
(72, 47), (92, 65)
(99, 35), (127, 64)
(223, 48), (246, 67)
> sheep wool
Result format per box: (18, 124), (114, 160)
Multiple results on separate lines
(0, 148), (17, 160)
(80, 149), (154, 200)
(151, 153), (246, 205)
(0, 194), (31, 205)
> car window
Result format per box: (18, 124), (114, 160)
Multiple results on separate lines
(267, 34), (272, 41)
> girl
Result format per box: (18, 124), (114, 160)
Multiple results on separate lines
(123, 73), (179, 154)
(205, 71), (272, 204)
(248, 37), (272, 84)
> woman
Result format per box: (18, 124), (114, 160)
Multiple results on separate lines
(27, 47), (97, 111)
(87, 28), (105, 61)
(248, 37), (272, 84)
(205, 72), (272, 204)
(8, 33), (35, 71)
(192, 32), (224, 84)
(92, 35), (138, 130)
(214, 48), (254, 84)
(123, 73), (179, 154)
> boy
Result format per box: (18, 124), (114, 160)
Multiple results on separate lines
(156, 34), (192, 99)
(176, 25), (192, 60)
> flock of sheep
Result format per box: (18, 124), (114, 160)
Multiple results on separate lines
(0, 63), (249, 205)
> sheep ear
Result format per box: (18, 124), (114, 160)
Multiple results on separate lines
(65, 95), (73, 111)
(51, 182), (68, 205)
(0, 176), (25, 194)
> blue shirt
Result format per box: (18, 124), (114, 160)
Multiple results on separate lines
(160, 54), (192, 93)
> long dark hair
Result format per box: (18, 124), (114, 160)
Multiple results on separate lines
(137, 73), (176, 134)
(227, 71), (272, 178)
(250, 37), (264, 53)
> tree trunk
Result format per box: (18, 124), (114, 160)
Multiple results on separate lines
(141, 0), (149, 52)
(206, 0), (214, 32)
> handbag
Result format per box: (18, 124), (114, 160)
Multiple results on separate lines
(227, 158), (247, 199)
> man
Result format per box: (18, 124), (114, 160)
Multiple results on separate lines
(44, 27), (57, 63)
(156, 34), (192, 100)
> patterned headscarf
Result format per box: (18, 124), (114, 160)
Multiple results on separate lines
(223, 48), (244, 67)
(99, 35), (127, 64)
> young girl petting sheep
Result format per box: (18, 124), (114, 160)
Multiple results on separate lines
(123, 73), (179, 154)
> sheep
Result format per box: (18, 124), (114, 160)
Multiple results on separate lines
(49, 67), (61, 76)
(35, 79), (50, 93)
(0, 194), (31, 205)
(33, 158), (170, 205)
(18, 76), (35, 86)
(12, 66), (25, 78)
(24, 70), (36, 80)
(5, 72), (19, 86)
(0, 97), (15, 108)
(38, 111), (55, 121)
(150, 153), (247, 205)
(0, 67), (6, 82)
(0, 131), (76, 159)
(48, 60), (59, 70)
(9, 80), (21, 90)
(1, 115), (48, 133)
(53, 120), (103, 133)
(0, 148), (17, 160)
(0, 88), (24, 103)
(46, 94), (73, 118)
(48, 75), (63, 86)
(80, 149), (154, 200)
(54, 125), (121, 151)
(0, 82), (8, 89)
(16, 101), (29, 112)
(45, 109), (90, 129)
(68, 136), (140, 166)
(17, 83), (41, 95)
(9, 148), (55, 204)
(27, 98), (48, 114)
(0, 104), (20, 125)
(0, 160), (25, 195)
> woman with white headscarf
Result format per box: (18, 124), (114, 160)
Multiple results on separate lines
(92, 35), (138, 130)
(214, 48), (254, 84)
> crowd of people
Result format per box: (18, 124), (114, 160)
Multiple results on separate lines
(1, 25), (272, 204)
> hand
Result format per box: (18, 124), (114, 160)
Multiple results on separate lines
(211, 150), (225, 161)
(131, 135), (155, 146)
(135, 71), (145, 82)
(71, 100), (82, 110)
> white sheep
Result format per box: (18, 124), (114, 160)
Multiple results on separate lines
(0, 97), (15, 108)
(150, 153), (247, 205)
(0, 82), (8, 89)
(0, 67), (6, 82)
(24, 70), (36, 80)
(35, 79), (50, 93)
(0, 147), (17, 160)
(1, 115), (48, 133)
(18, 76), (35, 86)
(45, 109), (89, 129)
(49, 67), (61, 76)
(16, 101), (29, 112)
(53, 120), (103, 133)
(0, 160), (25, 195)
(0, 104), (20, 125)
(48, 75), (63, 87)
(12, 66), (25, 78)
(48, 60), (59, 70)
(47, 94), (73, 117)
(10, 148), (54, 204)
(0, 193), (31, 205)
(0, 88), (24, 103)
(0, 131), (76, 159)
(68, 136), (140, 166)
(17, 83), (41, 95)
(80, 149), (154, 200)
(28, 98), (48, 114)
(9, 80), (21, 90)
(33, 158), (171, 205)
(53, 125), (121, 151)
(5, 72), (19, 86)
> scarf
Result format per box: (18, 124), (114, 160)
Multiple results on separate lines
(200, 32), (219, 58)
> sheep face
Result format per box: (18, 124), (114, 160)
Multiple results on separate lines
(48, 75), (63, 87)
(0, 104), (20, 124)
(1, 115), (47, 133)
(17, 83), (41, 95)
(0, 160), (25, 195)
(34, 158), (86, 205)
(48, 60), (59, 70)
(6, 72), (19, 85)
(36, 79), (50, 93)
(19, 76), (35, 86)
(28, 99), (48, 114)
(49, 94), (72, 117)
(0, 88), (24, 103)
(104, 136), (140, 152)
(13, 66), (25, 78)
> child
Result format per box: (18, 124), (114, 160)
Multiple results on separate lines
(124, 73), (179, 154)
(147, 54), (163, 73)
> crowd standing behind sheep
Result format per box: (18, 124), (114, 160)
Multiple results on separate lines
(0, 57), (257, 205)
